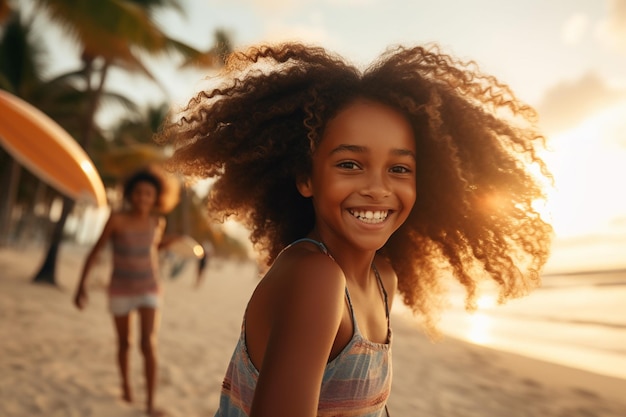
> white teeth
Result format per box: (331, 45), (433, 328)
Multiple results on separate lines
(350, 210), (388, 224)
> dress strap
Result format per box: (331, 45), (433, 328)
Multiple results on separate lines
(345, 263), (390, 340)
(286, 238), (334, 260)
(372, 264), (390, 325)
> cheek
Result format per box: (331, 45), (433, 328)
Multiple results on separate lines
(402, 182), (417, 210)
(321, 180), (352, 203)
(146, 194), (158, 206)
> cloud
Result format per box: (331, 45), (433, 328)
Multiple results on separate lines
(595, 0), (626, 52)
(537, 72), (626, 135)
(561, 13), (589, 45)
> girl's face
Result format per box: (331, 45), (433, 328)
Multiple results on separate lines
(298, 99), (417, 252)
(130, 181), (158, 214)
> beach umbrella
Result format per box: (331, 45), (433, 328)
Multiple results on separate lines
(0, 90), (107, 207)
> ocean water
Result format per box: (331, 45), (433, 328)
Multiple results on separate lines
(430, 268), (626, 380)
(391, 228), (626, 379)
(389, 232), (626, 380)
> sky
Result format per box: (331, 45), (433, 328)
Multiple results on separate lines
(39, 0), (626, 272)
(40, 0), (626, 116)
(149, 0), (626, 106)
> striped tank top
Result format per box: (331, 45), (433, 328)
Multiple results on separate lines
(108, 222), (160, 296)
(215, 239), (392, 416)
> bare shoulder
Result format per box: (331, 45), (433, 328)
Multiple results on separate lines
(252, 241), (348, 337)
(269, 243), (346, 304)
(106, 211), (124, 230)
(245, 241), (346, 373)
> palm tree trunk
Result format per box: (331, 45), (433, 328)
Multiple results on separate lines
(81, 59), (110, 152)
(22, 180), (47, 243)
(0, 158), (21, 246)
(32, 195), (74, 285)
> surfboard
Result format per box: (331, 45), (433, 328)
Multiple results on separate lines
(0, 90), (107, 207)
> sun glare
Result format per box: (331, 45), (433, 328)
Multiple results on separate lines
(541, 100), (626, 239)
(475, 294), (497, 310)
(466, 313), (492, 345)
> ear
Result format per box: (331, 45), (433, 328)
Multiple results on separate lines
(296, 177), (313, 198)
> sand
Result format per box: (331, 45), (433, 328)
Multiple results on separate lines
(1, 243), (625, 417)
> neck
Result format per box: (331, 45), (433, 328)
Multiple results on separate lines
(129, 208), (152, 219)
(309, 232), (376, 286)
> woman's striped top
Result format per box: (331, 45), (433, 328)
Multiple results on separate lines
(108, 224), (160, 296)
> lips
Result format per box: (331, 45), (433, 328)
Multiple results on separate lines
(349, 209), (389, 224)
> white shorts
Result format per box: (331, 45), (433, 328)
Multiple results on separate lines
(108, 293), (161, 316)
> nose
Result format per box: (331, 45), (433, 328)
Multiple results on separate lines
(359, 171), (391, 200)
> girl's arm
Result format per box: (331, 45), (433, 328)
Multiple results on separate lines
(73, 213), (116, 310)
(155, 216), (178, 250)
(250, 254), (345, 417)
(158, 234), (181, 250)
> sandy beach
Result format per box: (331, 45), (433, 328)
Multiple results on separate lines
(1, 243), (625, 417)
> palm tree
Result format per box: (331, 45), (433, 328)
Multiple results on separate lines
(0, 9), (136, 247)
(21, 0), (231, 285)
(0, 9), (59, 245)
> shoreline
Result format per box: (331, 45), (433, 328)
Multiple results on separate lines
(542, 267), (626, 278)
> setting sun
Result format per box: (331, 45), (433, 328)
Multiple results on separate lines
(542, 100), (626, 239)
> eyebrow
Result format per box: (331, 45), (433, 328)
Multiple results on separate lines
(330, 144), (416, 159)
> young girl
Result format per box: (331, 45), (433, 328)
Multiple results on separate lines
(74, 167), (176, 416)
(158, 42), (553, 416)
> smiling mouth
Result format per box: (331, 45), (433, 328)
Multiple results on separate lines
(349, 209), (389, 224)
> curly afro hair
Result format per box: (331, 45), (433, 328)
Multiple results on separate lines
(157, 42), (553, 330)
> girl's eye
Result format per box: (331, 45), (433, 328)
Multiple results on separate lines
(337, 161), (360, 170)
(390, 165), (412, 174)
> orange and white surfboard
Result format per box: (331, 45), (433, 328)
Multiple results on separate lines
(0, 90), (107, 207)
